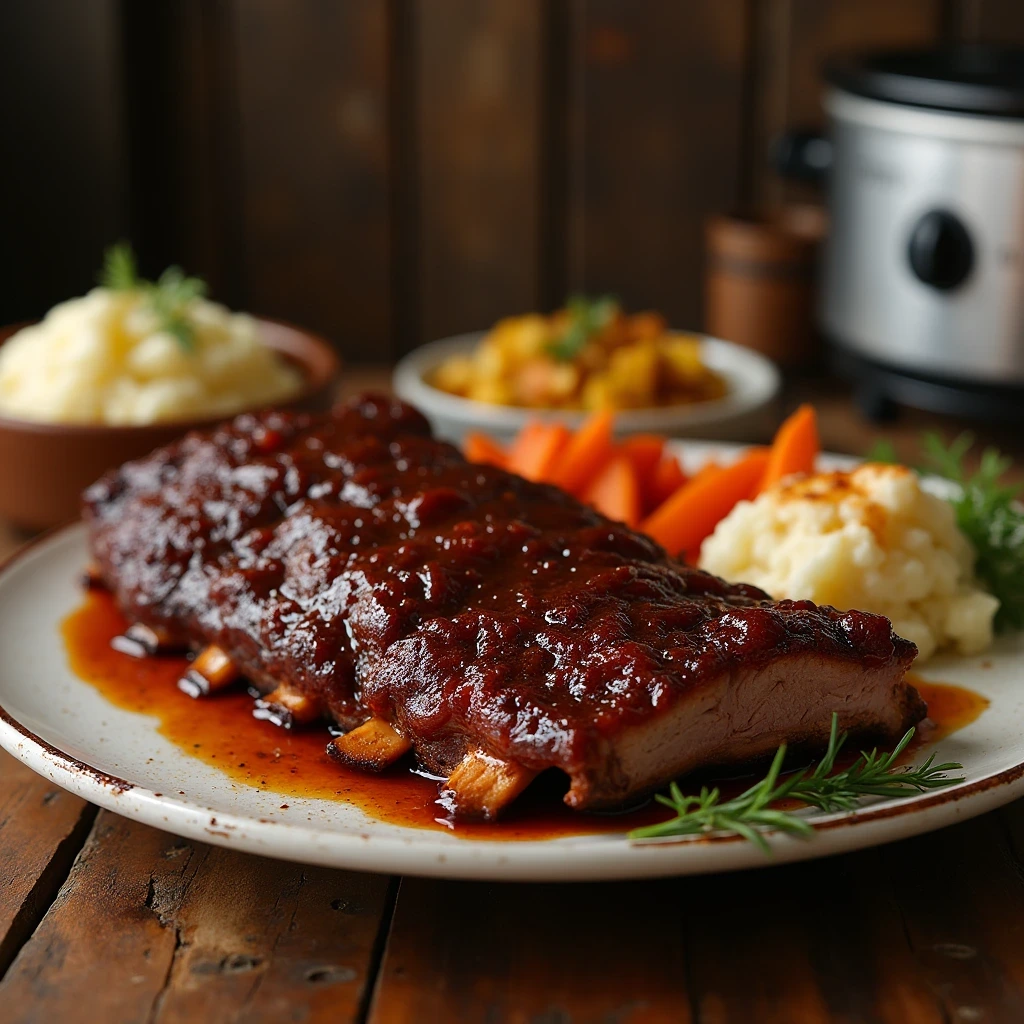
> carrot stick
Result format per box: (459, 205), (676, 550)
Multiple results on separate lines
(583, 455), (642, 528)
(684, 461), (720, 488)
(549, 410), (615, 495)
(621, 434), (665, 482)
(641, 448), (769, 558)
(506, 421), (571, 482)
(656, 460), (720, 534)
(622, 434), (666, 514)
(675, 460), (724, 499)
(464, 431), (508, 469)
(759, 404), (819, 493)
(647, 453), (687, 512)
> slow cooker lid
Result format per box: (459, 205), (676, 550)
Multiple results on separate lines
(826, 46), (1024, 117)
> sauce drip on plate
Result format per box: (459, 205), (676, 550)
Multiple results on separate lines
(906, 671), (989, 745)
(62, 591), (988, 840)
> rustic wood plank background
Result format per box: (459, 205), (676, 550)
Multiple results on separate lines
(566, 0), (749, 332)
(2, 0), (1023, 361)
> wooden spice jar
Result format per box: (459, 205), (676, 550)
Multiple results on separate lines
(704, 206), (826, 367)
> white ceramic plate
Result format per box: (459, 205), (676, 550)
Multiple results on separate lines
(393, 332), (781, 445)
(1, 445), (1023, 881)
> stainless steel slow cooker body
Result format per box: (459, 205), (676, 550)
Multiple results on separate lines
(822, 87), (1024, 387)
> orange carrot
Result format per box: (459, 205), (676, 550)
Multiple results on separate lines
(685, 461), (720, 488)
(506, 421), (571, 482)
(549, 410), (615, 495)
(621, 434), (665, 482)
(621, 435), (667, 514)
(641, 448), (770, 558)
(464, 431), (508, 469)
(583, 455), (642, 528)
(759, 404), (820, 493)
(647, 454), (687, 511)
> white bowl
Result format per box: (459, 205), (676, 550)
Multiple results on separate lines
(393, 331), (782, 445)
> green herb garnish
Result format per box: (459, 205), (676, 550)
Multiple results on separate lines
(630, 712), (963, 851)
(921, 431), (1024, 631)
(548, 294), (618, 361)
(864, 438), (898, 464)
(100, 242), (139, 292)
(99, 242), (206, 353)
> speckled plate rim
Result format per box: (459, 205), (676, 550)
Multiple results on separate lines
(1, 446), (1023, 881)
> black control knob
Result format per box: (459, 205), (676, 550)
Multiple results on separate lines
(907, 210), (974, 291)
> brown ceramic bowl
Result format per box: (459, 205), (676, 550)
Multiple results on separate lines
(0, 318), (340, 530)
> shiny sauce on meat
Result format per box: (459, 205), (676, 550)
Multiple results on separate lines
(62, 590), (988, 840)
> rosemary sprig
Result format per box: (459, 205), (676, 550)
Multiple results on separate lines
(548, 294), (618, 361)
(630, 713), (964, 851)
(99, 242), (207, 353)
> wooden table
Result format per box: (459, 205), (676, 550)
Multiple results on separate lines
(2, 375), (1024, 1023)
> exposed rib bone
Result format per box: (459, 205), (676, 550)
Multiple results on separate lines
(110, 622), (181, 658)
(178, 645), (239, 698)
(253, 685), (321, 729)
(328, 718), (412, 772)
(440, 750), (537, 821)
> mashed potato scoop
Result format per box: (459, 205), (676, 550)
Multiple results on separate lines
(699, 463), (999, 661)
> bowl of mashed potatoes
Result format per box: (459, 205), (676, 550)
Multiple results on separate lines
(0, 256), (338, 528)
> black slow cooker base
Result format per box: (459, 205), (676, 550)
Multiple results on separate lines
(831, 343), (1024, 424)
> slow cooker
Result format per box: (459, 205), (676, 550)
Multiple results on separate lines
(810, 48), (1024, 419)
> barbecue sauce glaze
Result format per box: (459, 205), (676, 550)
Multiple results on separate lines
(63, 589), (988, 840)
(83, 398), (922, 807)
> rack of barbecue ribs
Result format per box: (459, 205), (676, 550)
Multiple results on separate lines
(83, 394), (925, 821)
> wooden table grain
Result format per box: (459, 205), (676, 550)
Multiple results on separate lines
(2, 374), (1024, 1023)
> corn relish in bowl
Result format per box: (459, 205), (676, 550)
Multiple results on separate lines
(426, 297), (726, 412)
(394, 299), (781, 445)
